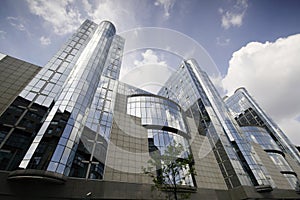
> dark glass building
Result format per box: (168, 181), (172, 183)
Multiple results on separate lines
(0, 20), (299, 199)
(0, 53), (41, 171)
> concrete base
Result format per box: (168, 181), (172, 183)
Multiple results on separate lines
(0, 171), (299, 200)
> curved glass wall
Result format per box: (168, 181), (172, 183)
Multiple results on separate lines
(241, 126), (281, 152)
(148, 129), (190, 157)
(159, 60), (255, 188)
(0, 20), (98, 172)
(241, 126), (298, 189)
(183, 60), (273, 187)
(148, 129), (193, 186)
(19, 21), (117, 176)
(283, 174), (299, 190)
(69, 34), (124, 179)
(241, 126), (293, 172)
(127, 94), (194, 187)
(268, 152), (293, 172)
(127, 95), (187, 134)
(225, 88), (300, 164)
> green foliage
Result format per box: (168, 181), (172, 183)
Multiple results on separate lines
(143, 141), (196, 200)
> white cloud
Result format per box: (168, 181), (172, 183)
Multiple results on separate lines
(133, 49), (167, 67)
(218, 8), (224, 14)
(279, 118), (300, 147)
(26, 0), (83, 35)
(210, 74), (225, 96)
(235, 0), (248, 9)
(25, 0), (169, 35)
(7, 16), (26, 31)
(154, 0), (176, 18)
(220, 0), (248, 29)
(216, 36), (230, 46)
(82, 0), (138, 32)
(221, 12), (244, 29)
(222, 34), (300, 145)
(0, 30), (6, 39)
(39, 36), (51, 45)
(120, 49), (174, 94)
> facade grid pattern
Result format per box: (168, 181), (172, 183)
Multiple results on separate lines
(0, 19), (299, 199)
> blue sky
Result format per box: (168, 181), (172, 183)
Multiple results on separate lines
(0, 0), (300, 145)
(1, 0), (300, 73)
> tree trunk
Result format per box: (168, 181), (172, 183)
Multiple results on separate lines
(172, 167), (178, 200)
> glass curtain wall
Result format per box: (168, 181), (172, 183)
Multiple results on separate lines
(241, 126), (299, 189)
(0, 20), (98, 171)
(127, 94), (194, 187)
(18, 21), (117, 177)
(225, 88), (300, 165)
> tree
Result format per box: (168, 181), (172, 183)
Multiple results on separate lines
(143, 141), (196, 200)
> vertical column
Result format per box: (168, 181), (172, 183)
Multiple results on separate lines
(19, 21), (116, 176)
(185, 59), (274, 188)
(0, 20), (98, 171)
(68, 35), (125, 179)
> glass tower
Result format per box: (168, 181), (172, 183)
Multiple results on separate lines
(0, 19), (299, 199)
(0, 20), (125, 179)
(225, 88), (300, 189)
(159, 59), (275, 190)
(225, 87), (300, 164)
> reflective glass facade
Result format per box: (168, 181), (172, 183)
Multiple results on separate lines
(241, 126), (282, 152)
(126, 94), (194, 186)
(0, 56), (41, 171)
(241, 126), (299, 188)
(19, 21), (117, 176)
(0, 19), (300, 199)
(225, 88), (300, 164)
(160, 59), (276, 189)
(226, 89), (300, 189)
(69, 34), (124, 179)
(127, 95), (187, 133)
(160, 62), (247, 188)
(0, 20), (125, 180)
